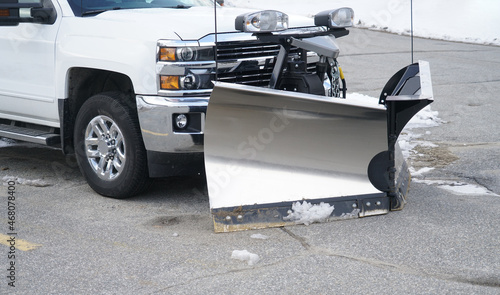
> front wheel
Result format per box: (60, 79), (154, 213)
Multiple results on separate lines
(74, 92), (150, 198)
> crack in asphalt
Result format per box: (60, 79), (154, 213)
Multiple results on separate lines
(449, 173), (499, 195)
(281, 227), (311, 250)
(146, 224), (500, 293)
(281, 227), (500, 289)
(470, 176), (496, 194)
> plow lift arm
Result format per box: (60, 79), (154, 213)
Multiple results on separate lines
(205, 8), (433, 232)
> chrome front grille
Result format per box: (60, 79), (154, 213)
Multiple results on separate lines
(216, 40), (318, 87)
(217, 41), (282, 60)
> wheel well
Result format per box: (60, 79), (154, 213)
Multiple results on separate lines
(61, 68), (135, 154)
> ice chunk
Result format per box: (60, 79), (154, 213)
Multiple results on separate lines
(283, 201), (334, 226)
(231, 250), (260, 266)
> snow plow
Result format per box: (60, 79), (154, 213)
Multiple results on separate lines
(204, 9), (434, 232)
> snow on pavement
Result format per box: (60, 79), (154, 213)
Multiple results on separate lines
(2, 176), (52, 187)
(250, 234), (269, 240)
(413, 179), (500, 197)
(0, 138), (16, 148)
(1, 139), (55, 188)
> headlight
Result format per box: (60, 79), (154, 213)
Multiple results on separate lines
(158, 43), (215, 91)
(158, 46), (214, 62)
(160, 71), (213, 91)
(314, 8), (354, 29)
(235, 10), (289, 33)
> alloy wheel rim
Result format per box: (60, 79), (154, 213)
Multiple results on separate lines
(84, 115), (126, 181)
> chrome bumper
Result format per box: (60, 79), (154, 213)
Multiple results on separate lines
(136, 95), (207, 154)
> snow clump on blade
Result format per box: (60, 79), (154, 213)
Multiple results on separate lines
(283, 201), (334, 226)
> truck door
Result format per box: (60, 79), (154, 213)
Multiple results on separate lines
(0, 0), (61, 127)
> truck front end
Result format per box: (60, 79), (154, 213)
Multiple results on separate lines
(135, 6), (325, 177)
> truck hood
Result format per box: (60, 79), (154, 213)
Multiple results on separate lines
(91, 6), (315, 41)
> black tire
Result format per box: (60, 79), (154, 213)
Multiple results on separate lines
(74, 92), (150, 198)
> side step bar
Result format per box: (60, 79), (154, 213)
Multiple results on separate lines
(0, 123), (60, 146)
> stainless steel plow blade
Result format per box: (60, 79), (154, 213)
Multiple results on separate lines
(205, 61), (433, 232)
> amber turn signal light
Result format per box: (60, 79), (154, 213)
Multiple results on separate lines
(160, 76), (180, 90)
(0, 9), (11, 17)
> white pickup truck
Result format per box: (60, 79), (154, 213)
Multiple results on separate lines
(0, 0), (332, 198)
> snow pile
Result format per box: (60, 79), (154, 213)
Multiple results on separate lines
(231, 250), (260, 265)
(405, 106), (443, 130)
(2, 176), (52, 187)
(225, 0), (500, 46)
(250, 234), (269, 240)
(283, 201), (334, 226)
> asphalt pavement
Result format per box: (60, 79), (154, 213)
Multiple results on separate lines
(1, 28), (499, 294)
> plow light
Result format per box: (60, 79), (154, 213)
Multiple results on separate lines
(235, 10), (289, 32)
(314, 8), (354, 29)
